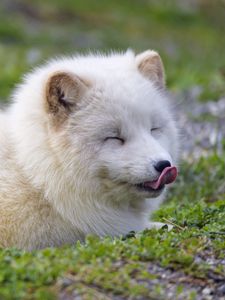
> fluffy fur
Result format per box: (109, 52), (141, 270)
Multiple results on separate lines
(0, 50), (179, 250)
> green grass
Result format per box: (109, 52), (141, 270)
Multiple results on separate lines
(0, 152), (224, 299)
(0, 0), (225, 101)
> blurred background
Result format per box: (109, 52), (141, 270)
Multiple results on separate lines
(0, 0), (225, 157)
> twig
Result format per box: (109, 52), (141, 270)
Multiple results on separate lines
(162, 218), (186, 231)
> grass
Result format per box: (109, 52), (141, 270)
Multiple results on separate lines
(0, 1), (225, 299)
(0, 152), (224, 299)
(0, 0), (225, 101)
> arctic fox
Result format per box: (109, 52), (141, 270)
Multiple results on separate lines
(0, 50), (178, 250)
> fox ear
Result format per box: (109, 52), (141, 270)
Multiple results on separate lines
(45, 71), (89, 125)
(136, 50), (165, 89)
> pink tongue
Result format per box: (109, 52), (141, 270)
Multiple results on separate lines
(145, 166), (178, 190)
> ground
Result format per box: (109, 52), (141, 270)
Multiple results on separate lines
(0, 1), (224, 299)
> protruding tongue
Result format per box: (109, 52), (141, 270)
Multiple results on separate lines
(145, 166), (178, 190)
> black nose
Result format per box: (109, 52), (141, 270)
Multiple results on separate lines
(154, 160), (171, 172)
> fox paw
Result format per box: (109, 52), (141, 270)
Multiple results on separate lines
(147, 221), (173, 231)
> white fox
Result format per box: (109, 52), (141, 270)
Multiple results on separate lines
(0, 50), (178, 250)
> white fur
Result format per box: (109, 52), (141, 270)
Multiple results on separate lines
(0, 50), (179, 250)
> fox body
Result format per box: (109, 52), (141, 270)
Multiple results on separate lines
(0, 50), (178, 250)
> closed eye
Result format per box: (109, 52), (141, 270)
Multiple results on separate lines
(104, 136), (125, 144)
(151, 127), (163, 137)
(151, 127), (161, 132)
